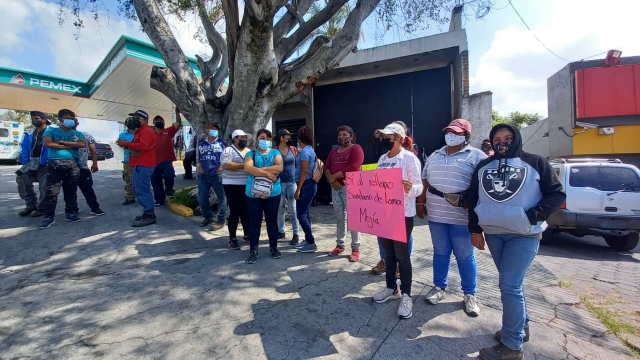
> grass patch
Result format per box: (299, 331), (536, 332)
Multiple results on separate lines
(581, 295), (635, 336)
(558, 276), (575, 289)
(170, 186), (198, 209)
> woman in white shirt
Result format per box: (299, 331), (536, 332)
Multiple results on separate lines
(221, 129), (251, 249)
(371, 123), (424, 319)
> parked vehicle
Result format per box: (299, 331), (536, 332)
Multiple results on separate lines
(0, 121), (24, 165)
(545, 158), (640, 251)
(95, 143), (115, 161)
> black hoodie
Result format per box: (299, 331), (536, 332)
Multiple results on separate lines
(467, 124), (566, 236)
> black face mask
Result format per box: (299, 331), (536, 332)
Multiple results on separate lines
(286, 138), (294, 146)
(381, 138), (394, 151)
(154, 122), (165, 129)
(237, 139), (248, 149)
(32, 121), (43, 128)
(127, 119), (141, 130)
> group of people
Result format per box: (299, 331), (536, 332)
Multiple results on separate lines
(16, 107), (566, 360)
(195, 118), (563, 360)
(16, 110), (105, 229)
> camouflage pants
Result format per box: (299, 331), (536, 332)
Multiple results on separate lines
(122, 162), (135, 201)
(16, 165), (47, 209)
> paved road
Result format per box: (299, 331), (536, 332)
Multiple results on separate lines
(0, 160), (636, 359)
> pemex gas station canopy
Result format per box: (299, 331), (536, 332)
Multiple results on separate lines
(0, 36), (227, 124)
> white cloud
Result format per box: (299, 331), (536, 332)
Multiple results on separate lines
(0, 57), (13, 67)
(0, 1), (31, 52)
(470, 0), (640, 117)
(77, 118), (121, 143)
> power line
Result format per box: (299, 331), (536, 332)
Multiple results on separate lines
(507, 0), (572, 62)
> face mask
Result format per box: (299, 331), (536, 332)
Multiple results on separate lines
(62, 119), (76, 128)
(258, 139), (272, 150)
(208, 129), (219, 137)
(286, 138), (294, 146)
(444, 132), (466, 147)
(381, 137), (394, 151)
(154, 122), (165, 129)
(237, 139), (248, 149)
(32, 121), (43, 128)
(494, 141), (512, 155)
(127, 118), (141, 130)
(338, 136), (351, 146)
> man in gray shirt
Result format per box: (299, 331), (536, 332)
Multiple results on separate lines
(74, 119), (105, 216)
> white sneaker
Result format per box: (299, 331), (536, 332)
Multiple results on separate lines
(372, 286), (400, 303)
(464, 294), (480, 316)
(398, 293), (413, 319)
(425, 286), (446, 304)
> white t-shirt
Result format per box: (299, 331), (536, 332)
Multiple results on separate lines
(221, 145), (249, 185)
(376, 148), (424, 217)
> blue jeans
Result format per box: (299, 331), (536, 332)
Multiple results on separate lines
(198, 173), (227, 223)
(429, 221), (477, 295)
(151, 160), (175, 204)
(246, 195), (280, 250)
(278, 182), (299, 235)
(378, 235), (413, 258)
(296, 179), (317, 244)
(485, 233), (540, 350)
(132, 165), (155, 213)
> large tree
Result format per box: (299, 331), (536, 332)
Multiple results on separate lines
(492, 109), (543, 128)
(58, 0), (493, 138)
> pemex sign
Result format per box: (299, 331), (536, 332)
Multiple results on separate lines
(2, 70), (88, 97)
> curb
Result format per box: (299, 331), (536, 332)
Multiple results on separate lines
(167, 200), (194, 217)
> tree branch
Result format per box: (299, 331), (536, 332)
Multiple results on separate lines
(284, 3), (306, 25)
(195, 0), (229, 99)
(222, 0), (241, 88)
(132, 0), (202, 100)
(273, 0), (315, 41)
(275, 0), (350, 63)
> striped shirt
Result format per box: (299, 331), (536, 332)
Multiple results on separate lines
(422, 145), (487, 225)
(377, 149), (424, 217)
(221, 145), (250, 185)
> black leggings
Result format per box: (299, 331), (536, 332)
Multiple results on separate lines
(223, 184), (249, 239)
(380, 217), (414, 295)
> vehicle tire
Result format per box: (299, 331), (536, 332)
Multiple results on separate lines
(604, 233), (640, 251)
(540, 229), (554, 245)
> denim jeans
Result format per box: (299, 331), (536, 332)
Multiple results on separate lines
(198, 173), (227, 223)
(378, 235), (413, 258)
(132, 165), (155, 213)
(485, 233), (540, 350)
(428, 221), (477, 295)
(332, 186), (360, 250)
(278, 182), (299, 235)
(380, 217), (414, 295)
(42, 159), (80, 217)
(78, 168), (100, 211)
(151, 160), (176, 204)
(296, 178), (317, 244)
(246, 195), (280, 251)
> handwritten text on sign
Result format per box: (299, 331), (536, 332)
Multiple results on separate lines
(346, 168), (406, 242)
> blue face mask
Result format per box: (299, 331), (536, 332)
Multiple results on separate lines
(258, 139), (272, 150)
(62, 119), (76, 128)
(208, 129), (219, 137)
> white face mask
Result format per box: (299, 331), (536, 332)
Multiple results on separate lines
(445, 132), (466, 147)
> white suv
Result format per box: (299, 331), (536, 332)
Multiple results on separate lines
(545, 158), (640, 251)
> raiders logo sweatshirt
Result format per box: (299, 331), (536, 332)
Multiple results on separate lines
(467, 124), (566, 237)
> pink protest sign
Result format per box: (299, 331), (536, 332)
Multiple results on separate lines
(345, 168), (406, 242)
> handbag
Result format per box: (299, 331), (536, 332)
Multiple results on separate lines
(250, 150), (274, 198)
(312, 155), (324, 183)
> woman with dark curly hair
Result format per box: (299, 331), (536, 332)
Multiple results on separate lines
(293, 125), (318, 253)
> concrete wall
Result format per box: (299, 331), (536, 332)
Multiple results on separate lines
(520, 118), (550, 158)
(547, 65), (574, 157)
(461, 91), (492, 148)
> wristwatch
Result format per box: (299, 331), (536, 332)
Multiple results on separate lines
(58, 140), (64, 145)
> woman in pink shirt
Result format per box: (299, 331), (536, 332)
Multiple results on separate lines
(324, 125), (365, 262)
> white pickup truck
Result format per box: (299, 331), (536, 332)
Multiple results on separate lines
(545, 158), (640, 251)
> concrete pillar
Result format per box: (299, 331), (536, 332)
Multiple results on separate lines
(461, 91), (493, 148)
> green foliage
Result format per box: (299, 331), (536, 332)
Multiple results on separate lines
(492, 109), (543, 128)
(0, 110), (60, 130)
(171, 186), (198, 209)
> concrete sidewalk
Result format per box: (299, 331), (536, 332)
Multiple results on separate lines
(0, 162), (635, 359)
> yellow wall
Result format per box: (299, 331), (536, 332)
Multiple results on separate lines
(573, 124), (640, 155)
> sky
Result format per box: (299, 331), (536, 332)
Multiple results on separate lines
(1, 0), (639, 141)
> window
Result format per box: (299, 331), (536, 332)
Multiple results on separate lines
(0, 129), (8, 137)
(569, 166), (640, 192)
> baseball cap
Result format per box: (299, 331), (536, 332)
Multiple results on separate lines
(276, 129), (291, 138)
(443, 118), (472, 134)
(128, 109), (149, 120)
(231, 129), (252, 139)
(375, 123), (406, 138)
(30, 110), (52, 125)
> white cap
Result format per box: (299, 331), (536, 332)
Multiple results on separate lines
(375, 123), (406, 138)
(231, 129), (252, 139)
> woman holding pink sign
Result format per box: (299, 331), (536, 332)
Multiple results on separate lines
(371, 123), (423, 319)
